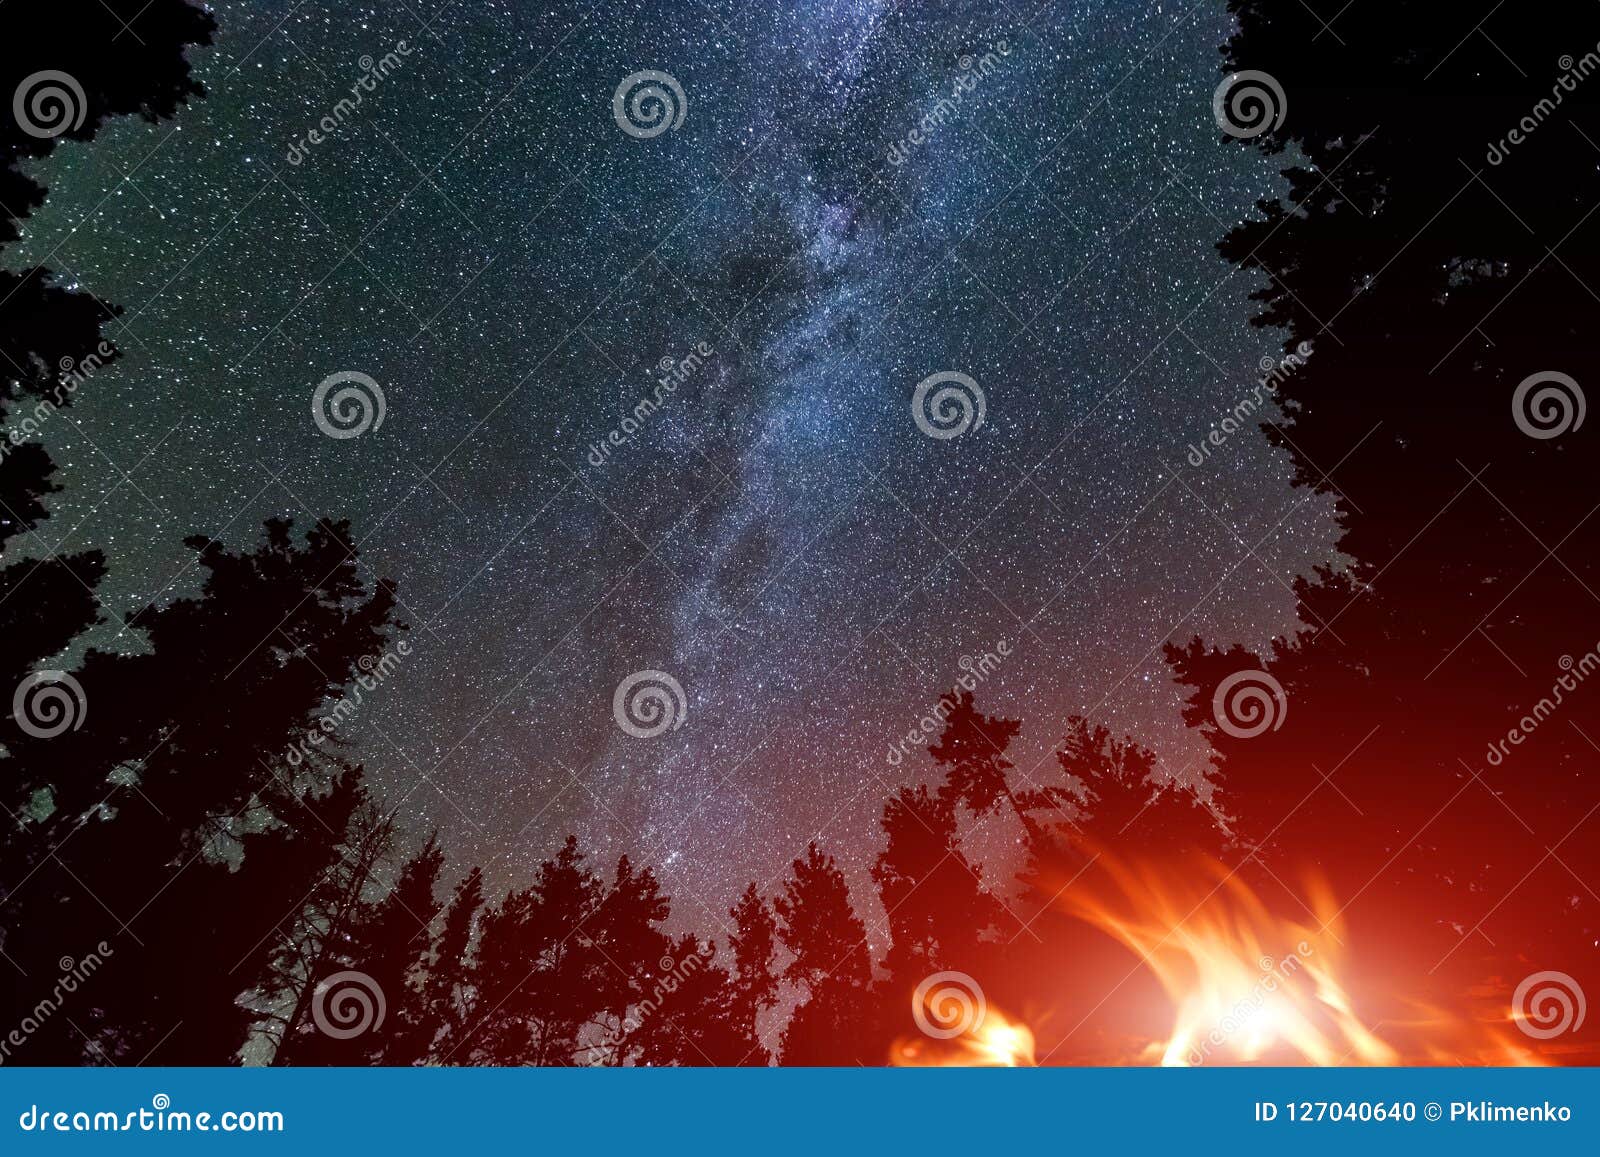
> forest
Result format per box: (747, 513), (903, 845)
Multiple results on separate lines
(2, 0), (1597, 1066)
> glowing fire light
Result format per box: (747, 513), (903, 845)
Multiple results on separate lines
(891, 983), (1037, 1067)
(1049, 851), (1543, 1066)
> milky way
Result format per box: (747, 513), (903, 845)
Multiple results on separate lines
(6, 0), (1338, 933)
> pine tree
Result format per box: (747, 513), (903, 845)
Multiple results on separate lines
(872, 785), (1002, 989)
(774, 843), (874, 1065)
(415, 866), (483, 1063)
(725, 883), (778, 1065)
(0, 521), (403, 1063)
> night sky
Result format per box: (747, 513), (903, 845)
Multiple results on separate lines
(5, 0), (1338, 936)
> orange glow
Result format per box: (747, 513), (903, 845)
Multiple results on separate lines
(1049, 851), (1543, 1066)
(892, 1004), (1038, 1067)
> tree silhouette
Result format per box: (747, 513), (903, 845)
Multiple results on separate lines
(873, 784), (1003, 988)
(724, 882), (779, 1065)
(407, 865), (483, 1064)
(1164, 0), (1600, 1021)
(0, 520), (403, 1063)
(928, 690), (1027, 825)
(0, 0), (213, 758)
(774, 842), (874, 1065)
(625, 933), (751, 1065)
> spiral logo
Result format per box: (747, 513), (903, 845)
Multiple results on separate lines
(912, 971), (986, 1039)
(13, 71), (87, 140)
(359, 55), (375, 72)
(1212, 71), (1287, 140)
(58, 956), (74, 972)
(311, 970), (386, 1039)
(612, 70), (687, 139)
(657, 356), (676, 374)
(1560, 654), (1575, 671)
(659, 955), (676, 972)
(612, 669), (687, 738)
(1257, 954), (1275, 972)
(311, 371), (386, 439)
(911, 371), (986, 440)
(151, 1094), (171, 1111)
(1512, 371), (1585, 440)
(1561, 55), (1575, 71)
(13, 671), (86, 739)
(1512, 970), (1586, 1039)
(1258, 355), (1278, 374)
(1210, 669), (1287, 739)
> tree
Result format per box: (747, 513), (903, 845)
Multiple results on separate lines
(774, 842), (875, 1065)
(928, 691), (1027, 825)
(406, 865), (482, 1064)
(626, 933), (749, 1066)
(872, 785), (1002, 988)
(0, 520), (403, 1064)
(724, 882), (778, 1065)
(1175, 0), (1600, 1014)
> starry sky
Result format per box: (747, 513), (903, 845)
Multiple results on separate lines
(6, 0), (1339, 935)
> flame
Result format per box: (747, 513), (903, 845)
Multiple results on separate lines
(892, 1003), (1037, 1067)
(1049, 851), (1543, 1066)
